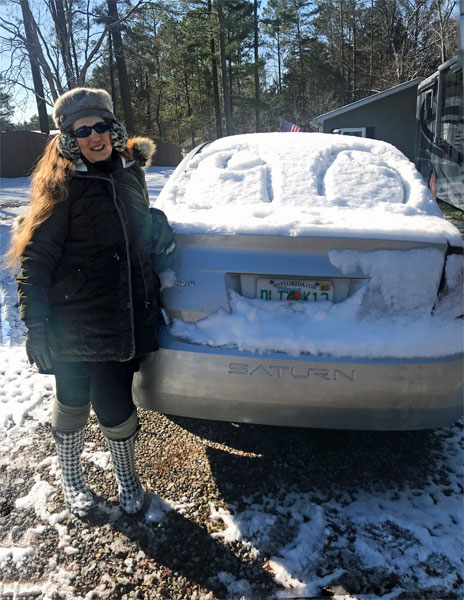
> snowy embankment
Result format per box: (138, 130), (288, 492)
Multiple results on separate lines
(0, 167), (463, 599)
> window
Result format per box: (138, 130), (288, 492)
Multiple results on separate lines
(422, 88), (436, 126)
(439, 67), (463, 156)
(332, 127), (367, 137)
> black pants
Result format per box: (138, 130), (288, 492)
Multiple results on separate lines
(54, 367), (136, 428)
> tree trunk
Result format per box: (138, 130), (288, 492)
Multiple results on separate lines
(19, 0), (49, 133)
(228, 49), (233, 115)
(208, 0), (223, 138)
(66, 0), (80, 81)
(50, 0), (75, 88)
(107, 0), (135, 134)
(184, 70), (195, 148)
(108, 31), (117, 113)
(19, 0), (59, 102)
(196, 52), (207, 140)
(254, 0), (260, 132)
(339, 0), (346, 104)
(174, 93), (180, 147)
(145, 72), (152, 133)
(351, 0), (356, 101)
(369, 0), (374, 93)
(155, 90), (162, 138)
(434, 0), (447, 63)
(295, 11), (306, 116)
(217, 0), (233, 135)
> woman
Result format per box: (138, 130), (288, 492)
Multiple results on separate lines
(7, 87), (174, 516)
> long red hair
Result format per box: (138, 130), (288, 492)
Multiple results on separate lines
(5, 136), (73, 271)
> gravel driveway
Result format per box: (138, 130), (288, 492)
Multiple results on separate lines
(1, 400), (462, 599)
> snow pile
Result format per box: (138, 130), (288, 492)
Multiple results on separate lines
(157, 133), (462, 245)
(171, 290), (462, 358)
(0, 222), (53, 450)
(323, 149), (404, 206)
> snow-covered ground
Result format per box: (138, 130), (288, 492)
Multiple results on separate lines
(0, 166), (463, 599)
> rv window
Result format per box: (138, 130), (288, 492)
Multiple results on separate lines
(439, 67), (463, 154)
(423, 90), (435, 123)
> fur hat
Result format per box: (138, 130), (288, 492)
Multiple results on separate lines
(53, 87), (116, 131)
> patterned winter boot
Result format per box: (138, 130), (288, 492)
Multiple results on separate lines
(105, 432), (144, 514)
(53, 429), (94, 516)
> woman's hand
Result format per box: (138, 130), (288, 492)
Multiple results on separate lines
(150, 208), (175, 255)
(25, 321), (52, 372)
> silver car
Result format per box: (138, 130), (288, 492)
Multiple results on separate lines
(133, 133), (463, 430)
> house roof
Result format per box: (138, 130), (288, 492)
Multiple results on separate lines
(314, 77), (425, 124)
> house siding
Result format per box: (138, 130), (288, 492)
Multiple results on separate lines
(319, 85), (420, 161)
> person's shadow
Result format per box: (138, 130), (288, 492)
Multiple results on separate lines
(86, 490), (277, 599)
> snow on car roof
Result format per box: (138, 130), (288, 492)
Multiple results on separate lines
(156, 133), (462, 245)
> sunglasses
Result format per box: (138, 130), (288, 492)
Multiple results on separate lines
(71, 121), (111, 138)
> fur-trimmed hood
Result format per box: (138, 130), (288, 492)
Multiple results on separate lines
(124, 136), (156, 168)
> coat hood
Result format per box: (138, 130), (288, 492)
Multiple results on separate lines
(125, 137), (156, 168)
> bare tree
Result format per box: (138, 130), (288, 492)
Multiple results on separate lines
(19, 0), (49, 133)
(49, 0), (76, 88)
(431, 0), (457, 62)
(0, 0), (149, 124)
(107, 0), (135, 133)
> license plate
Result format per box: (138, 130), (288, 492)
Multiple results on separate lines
(257, 278), (333, 302)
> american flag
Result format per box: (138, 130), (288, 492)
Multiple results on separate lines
(282, 119), (302, 132)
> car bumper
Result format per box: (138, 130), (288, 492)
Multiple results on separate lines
(133, 328), (464, 430)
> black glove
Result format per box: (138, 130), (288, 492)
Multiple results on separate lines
(150, 208), (176, 255)
(25, 321), (52, 372)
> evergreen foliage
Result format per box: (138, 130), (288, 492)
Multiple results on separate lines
(0, 0), (458, 147)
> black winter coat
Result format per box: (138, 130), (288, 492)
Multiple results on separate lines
(17, 139), (163, 365)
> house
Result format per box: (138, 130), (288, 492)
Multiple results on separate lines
(313, 78), (424, 162)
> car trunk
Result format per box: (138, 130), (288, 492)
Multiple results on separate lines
(161, 233), (448, 324)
